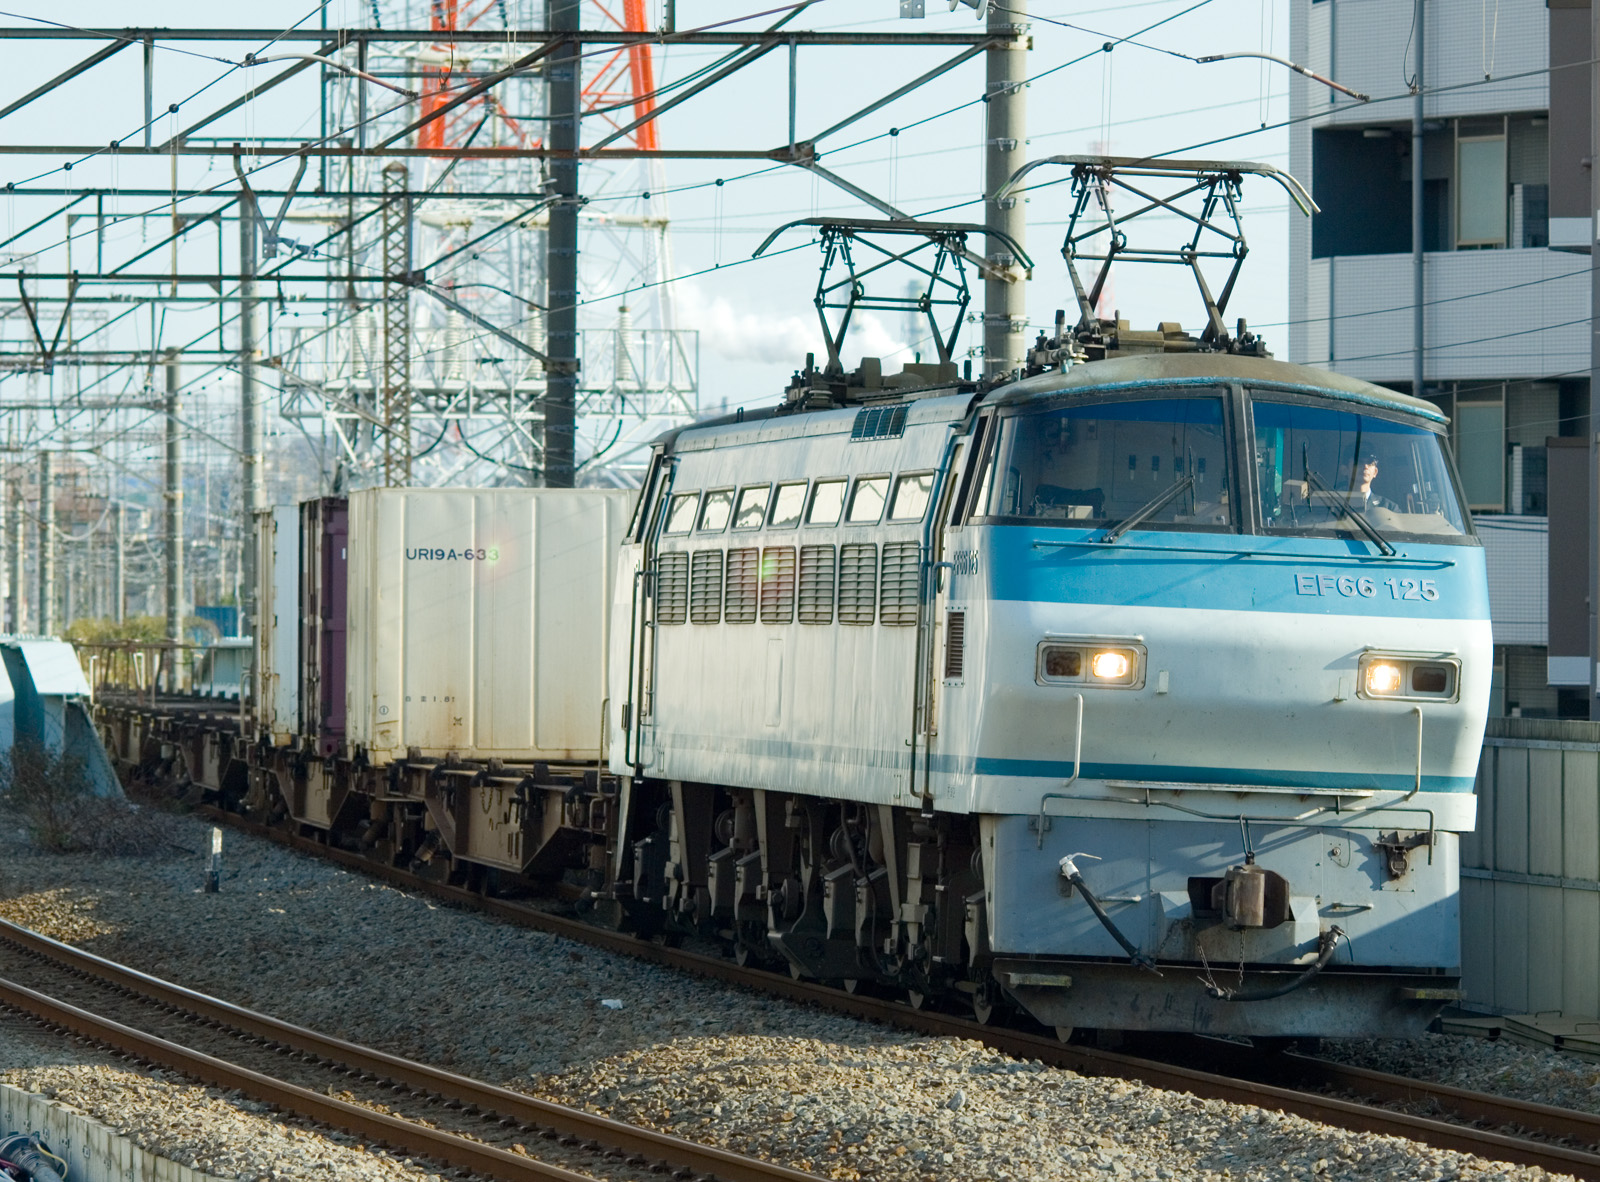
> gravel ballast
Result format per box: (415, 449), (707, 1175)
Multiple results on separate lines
(0, 803), (1590, 1182)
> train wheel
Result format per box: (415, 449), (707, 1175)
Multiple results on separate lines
(972, 996), (1005, 1025)
(905, 989), (928, 1010)
(841, 978), (863, 994)
(1054, 1026), (1076, 1043)
(970, 980), (1007, 1026)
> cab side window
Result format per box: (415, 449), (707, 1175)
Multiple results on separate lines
(664, 492), (699, 536)
(806, 479), (847, 526)
(699, 489), (734, 532)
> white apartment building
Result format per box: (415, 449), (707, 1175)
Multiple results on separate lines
(1289, 0), (1587, 716)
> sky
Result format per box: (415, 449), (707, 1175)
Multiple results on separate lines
(634, 0), (1296, 408)
(0, 0), (1297, 479)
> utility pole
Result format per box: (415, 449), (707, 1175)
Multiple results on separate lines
(165, 348), (184, 674)
(36, 450), (53, 637)
(983, 0), (1028, 379)
(545, 0), (582, 488)
(112, 501), (123, 625)
(8, 481), (22, 635)
(1411, 0), (1424, 407)
(239, 193), (261, 642)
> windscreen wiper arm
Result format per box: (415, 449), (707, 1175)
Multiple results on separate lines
(1302, 466), (1396, 557)
(1100, 475), (1195, 544)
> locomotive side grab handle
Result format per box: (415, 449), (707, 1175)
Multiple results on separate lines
(1035, 694), (1084, 847)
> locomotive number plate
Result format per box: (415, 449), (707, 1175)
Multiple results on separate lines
(1294, 573), (1440, 602)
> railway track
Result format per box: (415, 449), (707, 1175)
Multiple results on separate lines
(191, 806), (1600, 1181)
(0, 916), (824, 1182)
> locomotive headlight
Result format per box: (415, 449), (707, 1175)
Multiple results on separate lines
(1037, 638), (1145, 689)
(1365, 661), (1403, 696)
(1091, 650), (1132, 681)
(1356, 651), (1460, 702)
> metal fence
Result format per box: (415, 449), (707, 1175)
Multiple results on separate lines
(1464, 716), (1600, 1017)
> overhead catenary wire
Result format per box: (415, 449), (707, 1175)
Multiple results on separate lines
(0, 0), (1576, 484)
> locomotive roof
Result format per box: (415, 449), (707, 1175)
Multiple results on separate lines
(990, 353), (1448, 424)
(657, 352), (1445, 454)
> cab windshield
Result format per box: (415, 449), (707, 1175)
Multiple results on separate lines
(1252, 397), (1467, 539)
(975, 392), (1232, 531)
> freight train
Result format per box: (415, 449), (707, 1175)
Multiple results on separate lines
(94, 159), (1490, 1040)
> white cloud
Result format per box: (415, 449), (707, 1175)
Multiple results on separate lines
(674, 282), (911, 370)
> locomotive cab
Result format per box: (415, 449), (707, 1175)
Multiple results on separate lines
(952, 353), (1486, 1036)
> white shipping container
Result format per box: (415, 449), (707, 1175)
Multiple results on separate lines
(345, 487), (634, 763)
(253, 506), (301, 744)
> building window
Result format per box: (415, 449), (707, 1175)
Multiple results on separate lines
(1457, 400), (1506, 511)
(1456, 130), (1507, 247)
(1310, 127), (1412, 258)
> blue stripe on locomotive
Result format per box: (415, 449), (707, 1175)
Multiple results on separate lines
(968, 527), (1487, 619)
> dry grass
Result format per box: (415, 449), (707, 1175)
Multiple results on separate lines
(3, 749), (186, 856)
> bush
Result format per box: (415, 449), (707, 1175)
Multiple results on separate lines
(64, 615), (221, 645)
(2, 748), (184, 855)
(64, 616), (167, 645)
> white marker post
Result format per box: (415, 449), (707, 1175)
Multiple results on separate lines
(204, 827), (222, 893)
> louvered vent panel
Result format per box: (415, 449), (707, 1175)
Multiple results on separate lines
(725, 548), (759, 623)
(655, 552), (688, 624)
(798, 545), (836, 624)
(690, 550), (724, 624)
(880, 542), (921, 626)
(850, 404), (909, 441)
(838, 543), (878, 626)
(760, 546), (797, 624)
(944, 610), (966, 679)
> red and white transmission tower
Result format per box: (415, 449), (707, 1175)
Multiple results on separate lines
(278, 0), (693, 489)
(580, 1), (661, 153)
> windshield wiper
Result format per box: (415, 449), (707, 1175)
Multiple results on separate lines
(1302, 464), (1396, 557)
(1101, 475), (1195, 544)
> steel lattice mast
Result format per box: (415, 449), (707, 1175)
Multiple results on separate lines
(276, 0), (696, 490)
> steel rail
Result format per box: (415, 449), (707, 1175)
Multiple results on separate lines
(1288, 1053), (1600, 1148)
(0, 973), (597, 1182)
(0, 917), (823, 1182)
(193, 805), (1600, 1180)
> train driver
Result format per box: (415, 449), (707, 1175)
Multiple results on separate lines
(1352, 453), (1399, 513)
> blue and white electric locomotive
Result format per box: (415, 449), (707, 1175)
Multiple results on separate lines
(606, 160), (1488, 1039)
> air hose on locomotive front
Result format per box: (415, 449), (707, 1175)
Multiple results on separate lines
(1058, 853), (1347, 999)
(1058, 853), (1162, 976)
